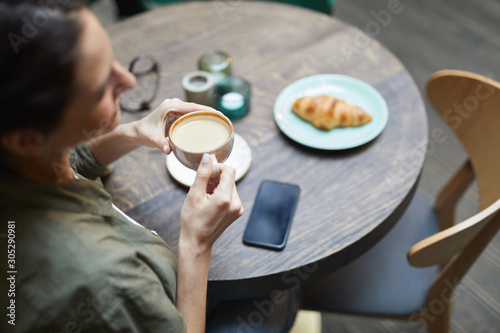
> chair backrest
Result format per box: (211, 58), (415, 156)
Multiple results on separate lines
(408, 70), (500, 268)
(426, 70), (500, 211)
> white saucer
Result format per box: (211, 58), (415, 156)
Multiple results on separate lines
(166, 133), (252, 187)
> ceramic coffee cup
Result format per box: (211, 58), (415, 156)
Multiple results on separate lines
(168, 111), (234, 170)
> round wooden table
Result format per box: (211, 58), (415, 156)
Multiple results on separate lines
(105, 1), (428, 300)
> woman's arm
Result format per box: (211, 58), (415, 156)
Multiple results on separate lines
(88, 99), (216, 167)
(176, 241), (211, 332)
(87, 120), (142, 167)
(176, 155), (244, 332)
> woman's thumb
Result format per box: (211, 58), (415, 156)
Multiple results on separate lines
(190, 153), (213, 196)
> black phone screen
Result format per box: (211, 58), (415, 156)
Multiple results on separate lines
(242, 180), (300, 250)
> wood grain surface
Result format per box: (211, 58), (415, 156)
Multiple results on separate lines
(104, 1), (427, 300)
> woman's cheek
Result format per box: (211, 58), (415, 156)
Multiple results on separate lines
(84, 103), (115, 136)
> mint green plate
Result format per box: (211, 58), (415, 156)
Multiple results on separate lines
(274, 74), (388, 150)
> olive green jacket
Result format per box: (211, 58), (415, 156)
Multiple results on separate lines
(0, 144), (186, 333)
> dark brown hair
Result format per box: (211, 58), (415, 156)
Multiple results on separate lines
(0, 0), (84, 138)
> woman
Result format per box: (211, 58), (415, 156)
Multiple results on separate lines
(0, 0), (243, 332)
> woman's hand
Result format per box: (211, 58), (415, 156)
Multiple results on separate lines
(133, 98), (216, 154)
(179, 154), (244, 254)
(88, 98), (215, 167)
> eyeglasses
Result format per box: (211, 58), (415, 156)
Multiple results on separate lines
(119, 54), (160, 112)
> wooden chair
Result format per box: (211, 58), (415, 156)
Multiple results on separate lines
(299, 70), (500, 333)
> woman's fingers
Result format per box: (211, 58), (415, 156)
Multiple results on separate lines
(215, 164), (243, 218)
(213, 164), (235, 199)
(160, 98), (216, 114)
(189, 153), (214, 200)
(230, 183), (244, 218)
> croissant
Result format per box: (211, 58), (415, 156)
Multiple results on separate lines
(292, 95), (372, 131)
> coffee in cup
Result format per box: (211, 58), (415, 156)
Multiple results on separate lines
(168, 111), (234, 170)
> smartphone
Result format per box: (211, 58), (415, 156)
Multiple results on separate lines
(243, 180), (300, 251)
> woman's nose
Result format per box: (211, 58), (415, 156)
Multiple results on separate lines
(114, 61), (137, 95)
